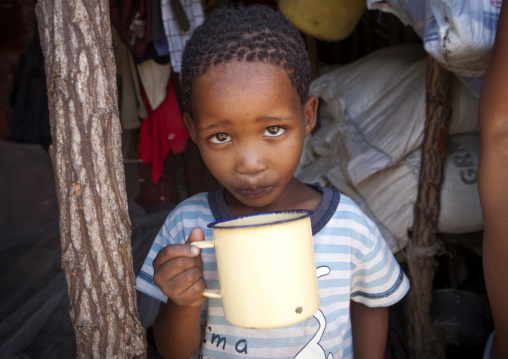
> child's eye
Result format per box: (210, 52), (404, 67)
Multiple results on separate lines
(209, 133), (232, 144)
(264, 126), (286, 137)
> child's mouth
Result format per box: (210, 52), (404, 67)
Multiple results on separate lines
(239, 186), (272, 199)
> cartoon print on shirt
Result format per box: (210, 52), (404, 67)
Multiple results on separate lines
(294, 266), (334, 359)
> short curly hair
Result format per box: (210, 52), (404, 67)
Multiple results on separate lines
(180, 5), (311, 117)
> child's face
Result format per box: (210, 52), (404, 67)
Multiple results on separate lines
(184, 61), (317, 212)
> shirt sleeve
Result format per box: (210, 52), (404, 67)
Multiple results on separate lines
(136, 217), (177, 303)
(350, 222), (410, 307)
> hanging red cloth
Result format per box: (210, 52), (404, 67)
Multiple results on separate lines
(138, 76), (189, 183)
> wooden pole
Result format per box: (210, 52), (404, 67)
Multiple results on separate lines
(35, 0), (146, 357)
(305, 34), (320, 80)
(405, 56), (451, 359)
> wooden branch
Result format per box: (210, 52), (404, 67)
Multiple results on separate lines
(405, 55), (452, 359)
(35, 0), (146, 357)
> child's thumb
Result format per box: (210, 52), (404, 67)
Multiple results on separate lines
(186, 227), (205, 244)
(186, 227), (205, 260)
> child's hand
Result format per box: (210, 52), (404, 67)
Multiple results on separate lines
(152, 228), (207, 308)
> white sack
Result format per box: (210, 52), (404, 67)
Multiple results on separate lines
(323, 134), (482, 252)
(438, 133), (482, 233)
(299, 45), (483, 252)
(310, 45), (427, 185)
(449, 74), (480, 135)
(309, 45), (479, 186)
(367, 0), (502, 79)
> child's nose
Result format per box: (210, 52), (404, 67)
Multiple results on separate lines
(235, 145), (267, 175)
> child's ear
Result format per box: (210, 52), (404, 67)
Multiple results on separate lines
(183, 112), (198, 143)
(303, 95), (319, 137)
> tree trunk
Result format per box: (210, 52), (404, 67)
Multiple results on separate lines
(35, 0), (146, 357)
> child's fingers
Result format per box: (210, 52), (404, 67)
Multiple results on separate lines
(152, 243), (200, 271)
(169, 268), (207, 306)
(154, 255), (198, 281)
(154, 258), (206, 306)
(152, 227), (207, 305)
(153, 227), (204, 269)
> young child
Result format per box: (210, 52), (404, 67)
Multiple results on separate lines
(136, 5), (409, 359)
(478, 1), (508, 358)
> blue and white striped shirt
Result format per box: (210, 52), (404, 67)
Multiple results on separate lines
(136, 186), (410, 358)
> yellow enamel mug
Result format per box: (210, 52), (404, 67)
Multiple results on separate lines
(191, 210), (319, 329)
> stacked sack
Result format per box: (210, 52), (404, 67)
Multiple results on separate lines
(366, 0), (502, 97)
(296, 44), (482, 253)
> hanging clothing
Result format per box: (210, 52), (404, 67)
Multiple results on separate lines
(11, 29), (51, 150)
(138, 76), (189, 183)
(154, 36), (170, 57)
(137, 59), (172, 111)
(151, 0), (170, 57)
(110, 0), (151, 58)
(150, 0), (166, 41)
(160, 0), (205, 73)
(111, 26), (147, 129)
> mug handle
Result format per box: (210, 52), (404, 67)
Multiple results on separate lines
(190, 241), (222, 299)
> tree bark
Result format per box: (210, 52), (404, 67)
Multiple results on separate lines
(405, 56), (451, 359)
(35, 0), (146, 357)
